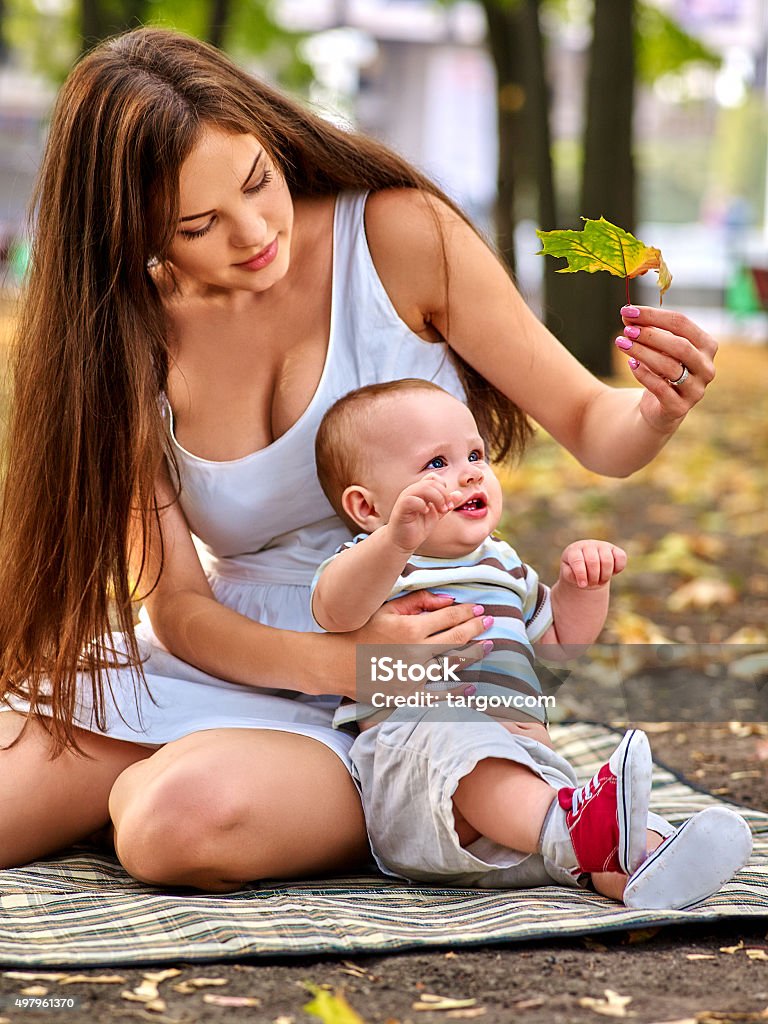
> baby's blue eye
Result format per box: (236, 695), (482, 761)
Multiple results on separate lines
(426, 456), (446, 470)
(469, 450), (482, 462)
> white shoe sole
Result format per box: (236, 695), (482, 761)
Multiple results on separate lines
(623, 806), (753, 910)
(612, 729), (653, 875)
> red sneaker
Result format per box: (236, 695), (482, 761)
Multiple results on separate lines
(557, 729), (652, 875)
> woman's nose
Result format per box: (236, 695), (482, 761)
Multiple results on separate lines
(230, 210), (268, 249)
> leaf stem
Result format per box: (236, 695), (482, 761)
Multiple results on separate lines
(625, 276), (631, 307)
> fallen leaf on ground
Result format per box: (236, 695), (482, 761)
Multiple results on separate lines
(729, 722), (768, 738)
(413, 994), (478, 1011)
(143, 970), (181, 984)
(446, 1009), (486, 1020)
(694, 1011), (768, 1022)
(723, 628), (768, 644)
(120, 992), (167, 1013)
(720, 941), (746, 953)
(582, 938), (609, 952)
(686, 954), (717, 960)
(511, 998), (546, 1010)
(60, 974), (126, 985)
(302, 984), (366, 1024)
(579, 988), (633, 1017)
(172, 978), (229, 994)
(624, 927), (661, 944)
(746, 949), (768, 960)
(203, 994), (262, 1007)
(19, 986), (48, 996)
(338, 961), (379, 981)
(667, 578), (737, 612)
(121, 972), (181, 1014)
(3, 973), (68, 982)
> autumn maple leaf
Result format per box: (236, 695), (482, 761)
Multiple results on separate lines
(536, 217), (672, 302)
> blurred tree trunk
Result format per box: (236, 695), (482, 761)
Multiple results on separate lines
(516, 0), (572, 339)
(0, 0), (7, 64)
(81, 0), (108, 50)
(79, 0), (149, 52)
(479, 0), (570, 335)
(479, 0), (525, 276)
(564, 0), (636, 374)
(207, 0), (231, 48)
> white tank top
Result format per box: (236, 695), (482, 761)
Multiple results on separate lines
(160, 189), (465, 601)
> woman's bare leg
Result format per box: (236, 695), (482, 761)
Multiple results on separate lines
(109, 729), (369, 892)
(0, 711), (153, 867)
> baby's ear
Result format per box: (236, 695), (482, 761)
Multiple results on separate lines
(342, 485), (381, 532)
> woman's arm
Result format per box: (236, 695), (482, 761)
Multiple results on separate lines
(129, 459), (330, 695)
(363, 190), (716, 477)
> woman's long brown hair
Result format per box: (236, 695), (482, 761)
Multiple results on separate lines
(0, 27), (532, 753)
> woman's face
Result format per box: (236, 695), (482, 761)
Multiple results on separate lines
(165, 127), (294, 296)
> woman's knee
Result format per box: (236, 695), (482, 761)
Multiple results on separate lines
(109, 754), (255, 886)
(109, 731), (369, 889)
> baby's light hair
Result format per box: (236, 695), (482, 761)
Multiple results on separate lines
(315, 379), (450, 530)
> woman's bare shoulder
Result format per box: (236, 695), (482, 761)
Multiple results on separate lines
(363, 188), (465, 326)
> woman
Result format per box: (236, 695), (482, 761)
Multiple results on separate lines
(0, 28), (715, 892)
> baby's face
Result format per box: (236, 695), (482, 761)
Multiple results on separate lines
(348, 389), (504, 557)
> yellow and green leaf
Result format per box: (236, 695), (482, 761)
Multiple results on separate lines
(302, 983), (368, 1024)
(536, 217), (672, 301)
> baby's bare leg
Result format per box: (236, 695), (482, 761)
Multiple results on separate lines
(452, 757), (556, 851)
(451, 721), (554, 848)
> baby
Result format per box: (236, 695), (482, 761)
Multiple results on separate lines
(311, 379), (751, 908)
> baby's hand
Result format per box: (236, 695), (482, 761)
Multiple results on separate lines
(559, 540), (627, 589)
(388, 475), (463, 553)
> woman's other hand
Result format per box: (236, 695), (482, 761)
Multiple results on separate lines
(617, 305), (717, 434)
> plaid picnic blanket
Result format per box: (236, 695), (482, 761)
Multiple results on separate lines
(1, 722), (766, 967)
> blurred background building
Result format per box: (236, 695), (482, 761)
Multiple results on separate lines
(2, 0), (767, 345)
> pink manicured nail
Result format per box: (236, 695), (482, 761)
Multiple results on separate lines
(628, 357), (640, 370)
(615, 337), (633, 351)
(472, 605), (485, 615)
(482, 640), (494, 653)
(482, 615), (494, 629)
(621, 305), (640, 317)
(623, 324), (641, 340)
(463, 684), (477, 697)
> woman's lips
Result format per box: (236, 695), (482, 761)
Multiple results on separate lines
(235, 238), (278, 271)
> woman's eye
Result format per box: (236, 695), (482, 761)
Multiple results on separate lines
(178, 170), (273, 240)
(245, 170), (273, 195)
(426, 456), (447, 470)
(179, 221), (214, 240)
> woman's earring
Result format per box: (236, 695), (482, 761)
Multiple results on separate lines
(146, 255), (160, 269)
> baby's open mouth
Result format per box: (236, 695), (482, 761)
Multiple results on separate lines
(455, 496), (486, 512)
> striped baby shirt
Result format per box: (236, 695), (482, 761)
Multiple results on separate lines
(310, 533), (553, 729)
